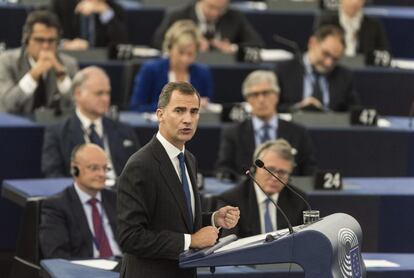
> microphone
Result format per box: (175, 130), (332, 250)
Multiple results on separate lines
(255, 159), (312, 212)
(245, 169), (294, 235)
(272, 34), (302, 59)
(409, 101), (414, 128)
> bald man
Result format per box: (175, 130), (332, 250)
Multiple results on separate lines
(42, 66), (140, 181)
(40, 143), (121, 259)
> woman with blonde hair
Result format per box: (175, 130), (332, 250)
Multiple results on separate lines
(130, 20), (213, 112)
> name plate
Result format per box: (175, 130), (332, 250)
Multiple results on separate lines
(314, 170), (343, 190)
(350, 107), (378, 126)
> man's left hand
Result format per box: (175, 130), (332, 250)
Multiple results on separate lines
(214, 206), (240, 229)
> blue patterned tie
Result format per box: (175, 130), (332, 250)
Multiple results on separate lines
(178, 152), (193, 225)
(261, 123), (271, 144)
(89, 123), (104, 149)
(264, 198), (274, 233)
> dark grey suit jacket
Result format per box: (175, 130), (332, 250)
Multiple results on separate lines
(117, 137), (212, 278)
(316, 13), (390, 55)
(215, 179), (308, 238)
(276, 57), (360, 112)
(152, 3), (264, 49)
(215, 118), (317, 180)
(39, 185), (117, 259)
(0, 48), (78, 116)
(42, 113), (140, 177)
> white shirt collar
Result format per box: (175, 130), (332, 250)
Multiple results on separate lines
(156, 131), (185, 160)
(195, 2), (207, 25)
(73, 183), (102, 205)
(339, 9), (363, 30)
(254, 182), (279, 204)
(76, 108), (103, 137)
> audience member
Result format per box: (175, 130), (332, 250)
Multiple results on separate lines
(0, 10), (78, 116)
(316, 0), (389, 57)
(49, 0), (128, 50)
(277, 25), (360, 112)
(130, 20), (213, 112)
(215, 139), (308, 238)
(40, 143), (121, 259)
(152, 0), (264, 53)
(215, 70), (317, 181)
(42, 66), (140, 182)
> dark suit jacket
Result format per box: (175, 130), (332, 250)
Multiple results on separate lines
(276, 58), (360, 112)
(215, 179), (308, 238)
(152, 3), (264, 49)
(117, 137), (212, 278)
(215, 118), (317, 180)
(316, 13), (390, 55)
(129, 58), (213, 112)
(39, 185), (117, 259)
(42, 113), (140, 177)
(49, 0), (128, 47)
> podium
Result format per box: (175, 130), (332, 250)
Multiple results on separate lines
(180, 213), (366, 278)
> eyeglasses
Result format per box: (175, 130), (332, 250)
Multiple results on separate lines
(84, 164), (112, 173)
(31, 37), (58, 45)
(266, 166), (291, 179)
(246, 90), (276, 99)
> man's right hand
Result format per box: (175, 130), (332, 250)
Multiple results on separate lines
(297, 96), (323, 110)
(190, 226), (219, 249)
(30, 50), (55, 81)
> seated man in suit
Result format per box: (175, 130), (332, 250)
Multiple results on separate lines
(215, 139), (309, 238)
(152, 0), (264, 53)
(40, 143), (121, 259)
(49, 0), (128, 50)
(0, 10), (78, 116)
(316, 0), (389, 57)
(215, 70), (317, 181)
(42, 66), (140, 184)
(276, 25), (360, 112)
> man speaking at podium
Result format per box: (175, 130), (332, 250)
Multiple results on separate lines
(117, 82), (240, 278)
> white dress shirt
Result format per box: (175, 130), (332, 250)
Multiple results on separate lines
(254, 183), (279, 233)
(339, 10), (363, 57)
(73, 183), (121, 257)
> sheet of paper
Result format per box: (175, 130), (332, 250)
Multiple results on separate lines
(364, 259), (400, 268)
(71, 259), (118, 270)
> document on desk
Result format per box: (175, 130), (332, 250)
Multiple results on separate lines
(214, 233), (268, 253)
(364, 260), (400, 268)
(71, 259), (118, 270)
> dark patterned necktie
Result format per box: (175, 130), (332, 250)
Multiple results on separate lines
(178, 152), (193, 225)
(312, 72), (324, 103)
(88, 198), (113, 258)
(89, 123), (104, 148)
(32, 76), (46, 110)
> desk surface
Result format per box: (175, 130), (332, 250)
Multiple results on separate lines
(40, 253), (414, 278)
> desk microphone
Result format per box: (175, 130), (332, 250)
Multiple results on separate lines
(272, 34), (302, 59)
(245, 169), (294, 235)
(255, 159), (312, 212)
(409, 101), (414, 128)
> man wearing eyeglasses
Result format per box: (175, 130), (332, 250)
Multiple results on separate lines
(276, 24), (360, 112)
(215, 139), (309, 237)
(0, 10), (78, 116)
(40, 143), (121, 259)
(215, 70), (317, 182)
(152, 0), (263, 53)
(41, 66), (140, 185)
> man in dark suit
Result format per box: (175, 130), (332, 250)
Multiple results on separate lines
(316, 0), (389, 57)
(276, 25), (360, 112)
(0, 10), (78, 116)
(49, 0), (128, 50)
(216, 139), (309, 238)
(152, 0), (264, 53)
(40, 143), (121, 259)
(42, 66), (139, 184)
(117, 82), (240, 278)
(215, 70), (317, 182)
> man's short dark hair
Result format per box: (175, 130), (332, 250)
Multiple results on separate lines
(22, 10), (61, 45)
(157, 82), (201, 109)
(313, 24), (345, 48)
